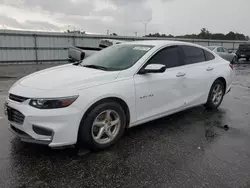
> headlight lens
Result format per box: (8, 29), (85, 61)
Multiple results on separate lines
(29, 96), (78, 109)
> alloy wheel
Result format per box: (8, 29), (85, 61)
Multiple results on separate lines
(91, 110), (121, 145)
(211, 84), (223, 105)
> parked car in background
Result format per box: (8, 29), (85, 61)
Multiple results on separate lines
(5, 41), (234, 151)
(206, 46), (238, 64)
(236, 44), (250, 61)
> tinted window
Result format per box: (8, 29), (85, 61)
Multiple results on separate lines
(147, 46), (181, 68)
(204, 50), (215, 61)
(181, 46), (206, 64)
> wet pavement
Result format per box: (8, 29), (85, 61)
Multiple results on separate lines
(0, 62), (250, 188)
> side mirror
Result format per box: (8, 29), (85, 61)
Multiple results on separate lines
(68, 46), (85, 62)
(139, 64), (166, 74)
(228, 50), (233, 54)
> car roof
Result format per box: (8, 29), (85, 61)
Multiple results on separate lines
(123, 40), (205, 48)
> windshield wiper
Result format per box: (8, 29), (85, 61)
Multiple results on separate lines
(82, 64), (108, 70)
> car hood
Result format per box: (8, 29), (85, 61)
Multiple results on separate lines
(17, 64), (120, 91)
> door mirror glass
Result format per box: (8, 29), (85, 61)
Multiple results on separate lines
(68, 46), (85, 62)
(228, 50), (233, 54)
(140, 64), (166, 74)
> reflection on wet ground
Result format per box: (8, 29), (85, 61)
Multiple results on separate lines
(0, 63), (250, 187)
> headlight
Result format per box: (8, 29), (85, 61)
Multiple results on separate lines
(29, 96), (78, 109)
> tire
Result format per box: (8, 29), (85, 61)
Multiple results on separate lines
(78, 101), (126, 151)
(205, 80), (225, 110)
(246, 57), (250, 61)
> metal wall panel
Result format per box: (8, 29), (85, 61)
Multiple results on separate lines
(75, 37), (101, 47)
(0, 49), (35, 61)
(223, 42), (234, 50)
(37, 49), (68, 60)
(0, 29), (248, 64)
(194, 41), (210, 47)
(0, 35), (34, 47)
(208, 42), (223, 46)
(37, 36), (73, 48)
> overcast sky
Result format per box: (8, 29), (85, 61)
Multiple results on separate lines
(0, 0), (249, 36)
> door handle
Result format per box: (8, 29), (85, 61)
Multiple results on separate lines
(176, 72), (186, 77)
(206, 67), (214, 71)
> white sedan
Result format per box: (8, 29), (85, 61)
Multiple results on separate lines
(5, 40), (234, 150)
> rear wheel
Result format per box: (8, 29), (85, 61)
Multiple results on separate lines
(205, 80), (225, 110)
(78, 101), (126, 151)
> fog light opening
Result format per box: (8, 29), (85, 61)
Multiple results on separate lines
(32, 125), (53, 136)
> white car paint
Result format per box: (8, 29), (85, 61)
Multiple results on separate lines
(5, 40), (234, 148)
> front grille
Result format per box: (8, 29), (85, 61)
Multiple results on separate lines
(9, 94), (29, 103)
(7, 107), (25, 125)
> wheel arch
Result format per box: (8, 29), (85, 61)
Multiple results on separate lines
(80, 97), (131, 129)
(213, 77), (227, 94)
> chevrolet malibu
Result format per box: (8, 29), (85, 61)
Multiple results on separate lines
(5, 40), (234, 150)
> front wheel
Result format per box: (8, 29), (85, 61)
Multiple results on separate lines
(78, 101), (126, 151)
(205, 80), (225, 110)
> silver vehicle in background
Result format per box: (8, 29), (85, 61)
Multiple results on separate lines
(206, 46), (238, 64)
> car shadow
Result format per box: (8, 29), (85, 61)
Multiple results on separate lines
(9, 105), (228, 159)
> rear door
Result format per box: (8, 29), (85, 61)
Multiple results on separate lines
(179, 45), (215, 106)
(134, 46), (187, 121)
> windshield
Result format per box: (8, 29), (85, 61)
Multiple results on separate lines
(207, 46), (216, 51)
(80, 44), (154, 71)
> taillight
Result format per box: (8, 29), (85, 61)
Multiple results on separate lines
(229, 63), (233, 70)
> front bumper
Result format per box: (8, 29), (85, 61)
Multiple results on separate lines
(9, 125), (51, 145)
(5, 98), (83, 148)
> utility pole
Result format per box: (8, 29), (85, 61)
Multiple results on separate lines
(142, 19), (152, 36)
(135, 32), (137, 37)
(107, 30), (110, 35)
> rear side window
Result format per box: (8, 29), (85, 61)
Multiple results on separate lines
(204, 50), (215, 61)
(181, 45), (206, 64)
(147, 46), (181, 68)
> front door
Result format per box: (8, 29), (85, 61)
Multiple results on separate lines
(134, 46), (187, 121)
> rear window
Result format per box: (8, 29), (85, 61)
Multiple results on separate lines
(181, 45), (206, 64)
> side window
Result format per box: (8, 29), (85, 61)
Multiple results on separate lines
(204, 50), (215, 61)
(181, 45), (206, 64)
(147, 46), (181, 68)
